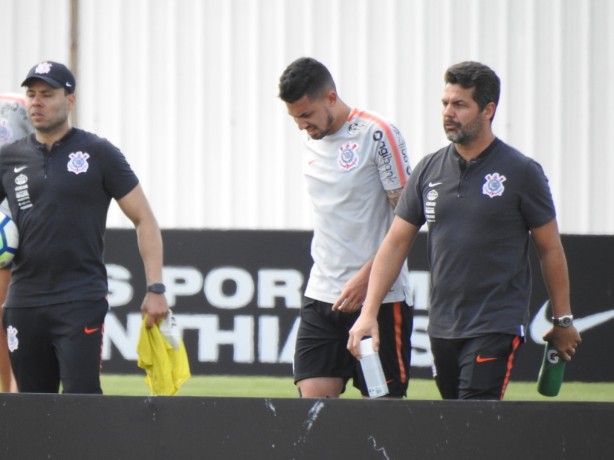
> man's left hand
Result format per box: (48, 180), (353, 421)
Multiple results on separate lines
(141, 293), (170, 327)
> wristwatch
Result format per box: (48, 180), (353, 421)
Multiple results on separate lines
(147, 283), (166, 294)
(552, 315), (573, 328)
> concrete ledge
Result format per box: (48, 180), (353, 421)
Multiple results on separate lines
(0, 394), (611, 459)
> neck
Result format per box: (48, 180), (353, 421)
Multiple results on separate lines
(455, 132), (496, 161)
(330, 101), (352, 134)
(36, 125), (71, 150)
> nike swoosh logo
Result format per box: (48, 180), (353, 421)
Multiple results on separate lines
(529, 301), (614, 344)
(428, 182), (442, 187)
(14, 166), (27, 173)
(476, 355), (498, 363)
(84, 327), (100, 334)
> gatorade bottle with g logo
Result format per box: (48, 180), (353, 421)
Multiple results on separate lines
(537, 341), (566, 397)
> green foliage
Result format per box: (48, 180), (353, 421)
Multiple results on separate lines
(101, 374), (614, 401)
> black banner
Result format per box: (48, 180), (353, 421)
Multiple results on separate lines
(2, 395), (612, 459)
(103, 230), (614, 382)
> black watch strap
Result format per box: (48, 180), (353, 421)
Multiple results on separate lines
(147, 283), (166, 294)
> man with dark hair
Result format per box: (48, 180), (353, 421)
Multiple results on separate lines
(279, 57), (338, 108)
(279, 57), (414, 398)
(348, 61), (581, 400)
(0, 61), (169, 394)
(444, 61), (500, 116)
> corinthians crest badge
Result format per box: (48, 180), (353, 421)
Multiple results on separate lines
(7, 325), (18, 352)
(482, 172), (506, 198)
(338, 142), (359, 170)
(67, 151), (90, 175)
(0, 120), (13, 144)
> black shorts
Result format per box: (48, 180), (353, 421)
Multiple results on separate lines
(430, 333), (523, 400)
(293, 297), (413, 397)
(3, 299), (109, 394)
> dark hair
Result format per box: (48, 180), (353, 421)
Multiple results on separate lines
(445, 61), (500, 113)
(278, 57), (336, 103)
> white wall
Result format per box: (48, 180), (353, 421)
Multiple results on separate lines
(1, 0), (613, 234)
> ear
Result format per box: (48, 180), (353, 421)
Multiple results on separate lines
(324, 90), (338, 106)
(483, 101), (497, 121)
(67, 93), (76, 111)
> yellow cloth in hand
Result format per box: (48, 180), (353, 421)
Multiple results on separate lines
(136, 318), (191, 395)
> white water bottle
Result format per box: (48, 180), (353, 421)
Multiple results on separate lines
(359, 338), (389, 398)
(159, 312), (181, 349)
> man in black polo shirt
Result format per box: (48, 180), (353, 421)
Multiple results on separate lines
(347, 61), (582, 400)
(0, 61), (169, 394)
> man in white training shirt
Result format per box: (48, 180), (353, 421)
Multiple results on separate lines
(0, 93), (34, 392)
(278, 57), (414, 398)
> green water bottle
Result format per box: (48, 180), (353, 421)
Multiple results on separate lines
(537, 341), (566, 397)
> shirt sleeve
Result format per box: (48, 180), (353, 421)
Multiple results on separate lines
(395, 156), (427, 227)
(520, 159), (556, 229)
(373, 121), (412, 191)
(97, 140), (140, 199)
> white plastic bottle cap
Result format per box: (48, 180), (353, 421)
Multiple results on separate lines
(359, 338), (375, 357)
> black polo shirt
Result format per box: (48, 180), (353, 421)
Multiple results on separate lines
(0, 128), (139, 307)
(396, 139), (555, 338)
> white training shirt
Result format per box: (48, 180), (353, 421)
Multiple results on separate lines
(302, 108), (412, 304)
(0, 93), (33, 146)
(0, 93), (34, 217)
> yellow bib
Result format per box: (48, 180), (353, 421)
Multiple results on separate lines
(137, 318), (191, 395)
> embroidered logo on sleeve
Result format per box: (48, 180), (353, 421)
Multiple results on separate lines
(67, 151), (90, 174)
(0, 119), (13, 143)
(482, 173), (506, 198)
(338, 142), (359, 170)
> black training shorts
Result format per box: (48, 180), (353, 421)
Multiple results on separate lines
(293, 297), (413, 397)
(430, 333), (523, 400)
(4, 299), (109, 393)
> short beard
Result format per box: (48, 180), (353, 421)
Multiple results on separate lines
(34, 120), (65, 134)
(309, 110), (335, 140)
(445, 116), (483, 145)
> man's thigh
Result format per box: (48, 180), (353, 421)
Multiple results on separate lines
(430, 336), (463, 399)
(457, 333), (522, 400)
(4, 306), (60, 393)
(293, 298), (356, 389)
(354, 302), (413, 398)
(53, 299), (108, 394)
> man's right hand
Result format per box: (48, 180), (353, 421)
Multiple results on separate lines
(347, 312), (379, 359)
